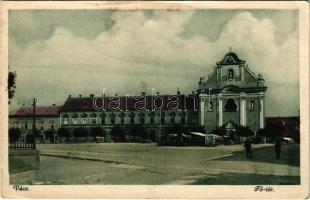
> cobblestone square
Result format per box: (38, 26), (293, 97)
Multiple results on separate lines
(10, 143), (300, 185)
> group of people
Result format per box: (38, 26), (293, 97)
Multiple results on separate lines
(244, 138), (282, 159)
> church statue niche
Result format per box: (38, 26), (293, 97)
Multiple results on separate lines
(249, 100), (255, 111)
(207, 101), (213, 112)
(228, 69), (234, 80)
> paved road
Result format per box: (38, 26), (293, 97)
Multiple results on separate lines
(10, 143), (300, 185)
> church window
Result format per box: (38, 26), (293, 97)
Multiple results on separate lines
(224, 98), (238, 112)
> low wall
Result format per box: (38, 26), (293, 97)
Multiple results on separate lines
(9, 149), (40, 174)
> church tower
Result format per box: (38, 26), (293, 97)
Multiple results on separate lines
(198, 50), (267, 132)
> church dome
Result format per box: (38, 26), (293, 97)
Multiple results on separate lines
(217, 51), (245, 65)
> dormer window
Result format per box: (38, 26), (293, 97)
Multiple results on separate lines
(228, 69), (234, 80)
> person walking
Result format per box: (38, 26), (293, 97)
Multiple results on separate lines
(275, 137), (282, 159)
(244, 138), (252, 159)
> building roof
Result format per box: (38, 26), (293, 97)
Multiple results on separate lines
(13, 106), (60, 117)
(217, 51), (245, 66)
(61, 94), (198, 112)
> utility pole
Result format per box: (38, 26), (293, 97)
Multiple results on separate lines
(159, 110), (161, 145)
(32, 98), (37, 149)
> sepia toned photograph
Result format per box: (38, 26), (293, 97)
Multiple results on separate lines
(1, 1), (309, 199)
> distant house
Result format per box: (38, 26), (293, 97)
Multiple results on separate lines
(9, 105), (60, 142)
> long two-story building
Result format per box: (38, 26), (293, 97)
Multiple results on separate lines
(60, 93), (199, 141)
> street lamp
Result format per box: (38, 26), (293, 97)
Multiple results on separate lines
(32, 97), (37, 149)
(159, 109), (162, 144)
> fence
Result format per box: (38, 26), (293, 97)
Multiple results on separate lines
(9, 139), (35, 150)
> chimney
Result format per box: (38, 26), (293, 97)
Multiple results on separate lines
(90, 94), (94, 97)
(177, 88), (180, 95)
(141, 92), (145, 96)
(68, 94), (71, 99)
(79, 94), (82, 98)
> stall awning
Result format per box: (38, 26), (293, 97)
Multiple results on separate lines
(190, 132), (206, 137)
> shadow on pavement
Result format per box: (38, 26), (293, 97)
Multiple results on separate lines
(213, 143), (300, 167)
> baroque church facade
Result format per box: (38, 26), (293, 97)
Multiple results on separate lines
(198, 51), (267, 132)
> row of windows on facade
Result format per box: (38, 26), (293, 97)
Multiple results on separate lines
(63, 115), (186, 125)
(14, 121), (56, 130)
(206, 99), (256, 112)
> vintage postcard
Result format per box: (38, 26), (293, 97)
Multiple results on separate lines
(0, 1), (309, 199)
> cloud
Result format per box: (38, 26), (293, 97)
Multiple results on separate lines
(9, 10), (299, 116)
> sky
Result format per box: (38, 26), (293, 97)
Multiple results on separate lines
(8, 9), (299, 117)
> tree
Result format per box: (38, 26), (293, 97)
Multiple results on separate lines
(8, 70), (17, 104)
(237, 126), (254, 137)
(111, 125), (125, 142)
(9, 128), (21, 143)
(73, 128), (88, 141)
(90, 127), (106, 142)
(57, 127), (70, 142)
